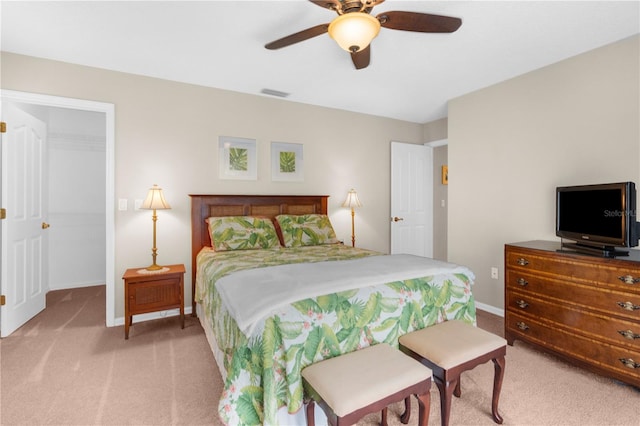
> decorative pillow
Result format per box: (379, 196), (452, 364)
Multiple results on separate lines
(275, 214), (339, 247)
(207, 216), (280, 251)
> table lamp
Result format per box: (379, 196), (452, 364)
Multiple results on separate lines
(140, 184), (171, 271)
(342, 188), (362, 247)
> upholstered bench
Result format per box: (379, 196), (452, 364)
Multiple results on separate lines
(301, 343), (433, 426)
(399, 320), (507, 426)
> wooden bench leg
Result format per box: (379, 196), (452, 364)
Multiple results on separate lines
(491, 356), (505, 424)
(400, 396), (411, 424)
(415, 391), (431, 426)
(436, 377), (458, 426)
(453, 378), (461, 398)
(306, 400), (316, 426)
(401, 393), (431, 426)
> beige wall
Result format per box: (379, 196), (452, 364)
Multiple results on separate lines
(424, 117), (449, 261)
(448, 35), (640, 312)
(423, 117), (448, 142)
(432, 145), (448, 261)
(1, 52), (424, 320)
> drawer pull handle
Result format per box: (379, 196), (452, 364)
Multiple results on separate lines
(618, 330), (640, 340)
(618, 358), (640, 369)
(618, 275), (640, 285)
(516, 258), (529, 266)
(517, 278), (529, 287)
(516, 321), (529, 331)
(516, 300), (529, 309)
(616, 301), (640, 311)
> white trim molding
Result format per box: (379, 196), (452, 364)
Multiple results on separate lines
(475, 301), (505, 317)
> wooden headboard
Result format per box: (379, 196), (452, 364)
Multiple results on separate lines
(188, 194), (329, 313)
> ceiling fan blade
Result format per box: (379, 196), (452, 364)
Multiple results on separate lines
(351, 45), (370, 70)
(377, 11), (462, 33)
(265, 24), (330, 50)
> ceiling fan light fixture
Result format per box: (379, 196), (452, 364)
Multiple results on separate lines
(328, 12), (380, 53)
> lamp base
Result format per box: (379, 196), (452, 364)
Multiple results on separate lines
(137, 266), (170, 275)
(146, 263), (163, 271)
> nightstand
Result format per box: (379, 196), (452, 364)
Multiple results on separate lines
(122, 264), (185, 339)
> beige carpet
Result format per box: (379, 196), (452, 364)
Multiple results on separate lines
(1, 285), (638, 426)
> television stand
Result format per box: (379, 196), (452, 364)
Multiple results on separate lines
(505, 240), (640, 389)
(560, 241), (629, 258)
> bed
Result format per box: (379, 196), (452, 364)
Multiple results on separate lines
(190, 194), (476, 425)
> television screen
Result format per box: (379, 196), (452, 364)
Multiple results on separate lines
(557, 188), (624, 240)
(556, 182), (637, 255)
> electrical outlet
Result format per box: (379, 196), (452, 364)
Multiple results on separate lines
(491, 267), (499, 280)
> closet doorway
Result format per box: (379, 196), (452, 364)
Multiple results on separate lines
(1, 90), (115, 336)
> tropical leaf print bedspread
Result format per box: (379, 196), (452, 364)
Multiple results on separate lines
(195, 244), (476, 425)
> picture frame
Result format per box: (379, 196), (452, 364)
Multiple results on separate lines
(219, 136), (257, 180)
(442, 165), (448, 185)
(271, 142), (304, 182)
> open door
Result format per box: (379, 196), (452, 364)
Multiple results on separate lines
(1, 102), (48, 337)
(390, 141), (433, 257)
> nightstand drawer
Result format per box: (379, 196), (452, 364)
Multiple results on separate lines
(128, 277), (181, 314)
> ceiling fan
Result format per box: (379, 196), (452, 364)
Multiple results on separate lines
(265, 0), (462, 70)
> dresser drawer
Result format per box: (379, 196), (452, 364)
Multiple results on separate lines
(507, 291), (640, 350)
(506, 270), (640, 322)
(506, 250), (640, 293)
(506, 311), (640, 386)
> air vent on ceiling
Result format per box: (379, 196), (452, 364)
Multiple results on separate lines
(260, 88), (290, 98)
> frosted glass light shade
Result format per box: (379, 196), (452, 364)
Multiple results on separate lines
(328, 12), (381, 53)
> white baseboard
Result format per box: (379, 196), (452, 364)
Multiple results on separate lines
(49, 280), (105, 291)
(113, 306), (193, 327)
(475, 301), (504, 317)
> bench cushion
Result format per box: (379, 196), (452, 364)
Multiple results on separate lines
(399, 320), (507, 369)
(301, 343), (432, 417)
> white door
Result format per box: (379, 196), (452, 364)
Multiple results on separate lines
(390, 141), (433, 256)
(1, 103), (48, 337)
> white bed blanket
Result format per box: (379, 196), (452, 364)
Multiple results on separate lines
(216, 253), (473, 335)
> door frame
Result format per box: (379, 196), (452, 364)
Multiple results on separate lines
(1, 90), (116, 327)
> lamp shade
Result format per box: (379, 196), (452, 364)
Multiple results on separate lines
(328, 12), (381, 53)
(342, 189), (362, 208)
(140, 184), (171, 210)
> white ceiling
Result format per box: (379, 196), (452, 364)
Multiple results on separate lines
(2, 1), (639, 123)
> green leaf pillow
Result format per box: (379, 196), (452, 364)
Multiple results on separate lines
(207, 216), (280, 251)
(275, 214), (339, 247)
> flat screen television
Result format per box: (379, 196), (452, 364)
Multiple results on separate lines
(556, 182), (639, 257)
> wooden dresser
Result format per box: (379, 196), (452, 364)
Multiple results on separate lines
(505, 241), (640, 388)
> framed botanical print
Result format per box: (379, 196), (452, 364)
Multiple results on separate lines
(271, 142), (303, 182)
(219, 136), (257, 180)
